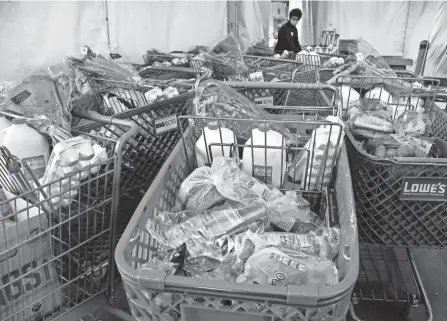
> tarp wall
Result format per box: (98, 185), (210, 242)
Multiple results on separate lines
(0, 1), (227, 82)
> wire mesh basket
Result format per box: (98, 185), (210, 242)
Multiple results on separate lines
(0, 111), (138, 321)
(336, 75), (447, 248)
(295, 53), (346, 72)
(115, 113), (358, 321)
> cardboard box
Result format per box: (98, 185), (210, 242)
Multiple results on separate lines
(0, 191), (61, 321)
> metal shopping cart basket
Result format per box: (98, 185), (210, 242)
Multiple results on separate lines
(189, 56), (304, 82)
(332, 74), (443, 321)
(115, 109), (359, 321)
(0, 110), (138, 321)
(84, 69), (208, 199)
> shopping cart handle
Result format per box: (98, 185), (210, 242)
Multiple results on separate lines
(72, 110), (136, 130)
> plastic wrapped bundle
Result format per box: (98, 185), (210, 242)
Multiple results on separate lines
(394, 111), (434, 137)
(193, 80), (296, 144)
(236, 247), (339, 287)
(201, 33), (249, 77)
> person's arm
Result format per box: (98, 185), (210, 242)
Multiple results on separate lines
(274, 26), (287, 53)
(294, 28), (301, 53)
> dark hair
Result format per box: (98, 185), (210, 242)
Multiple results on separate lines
(289, 8), (302, 20)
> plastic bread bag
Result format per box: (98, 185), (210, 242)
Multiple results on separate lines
(0, 72), (72, 143)
(257, 227), (341, 260)
(200, 33), (249, 77)
(147, 199), (268, 259)
(192, 79), (296, 145)
(175, 157), (240, 212)
(394, 111), (434, 137)
(185, 228), (264, 282)
(267, 191), (324, 233)
(236, 247), (339, 287)
(287, 116), (344, 190)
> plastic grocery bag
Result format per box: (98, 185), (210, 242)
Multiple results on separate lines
(0, 72), (72, 142)
(394, 111), (434, 137)
(236, 247), (339, 286)
(268, 191), (324, 233)
(192, 79), (296, 144)
(200, 33), (249, 77)
(176, 157), (240, 212)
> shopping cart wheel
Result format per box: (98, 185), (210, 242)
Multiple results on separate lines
(349, 300), (364, 321)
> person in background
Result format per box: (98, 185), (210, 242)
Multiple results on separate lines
(274, 8), (302, 56)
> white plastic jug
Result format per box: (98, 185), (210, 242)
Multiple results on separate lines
(2, 118), (50, 181)
(0, 115), (11, 144)
(242, 126), (286, 188)
(195, 122), (235, 167)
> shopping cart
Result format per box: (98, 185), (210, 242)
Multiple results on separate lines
(115, 113), (358, 321)
(332, 74), (443, 321)
(84, 69), (208, 199)
(223, 81), (340, 116)
(0, 110), (138, 321)
(188, 56), (304, 82)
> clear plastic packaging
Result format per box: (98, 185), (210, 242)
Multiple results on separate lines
(192, 80), (296, 144)
(175, 157), (240, 212)
(236, 247), (339, 287)
(201, 33), (249, 77)
(0, 72), (72, 142)
(394, 111), (434, 137)
(146, 199), (268, 260)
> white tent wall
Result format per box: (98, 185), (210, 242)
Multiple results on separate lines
(424, 1), (447, 77)
(234, 1), (268, 52)
(0, 1), (107, 81)
(107, 1), (227, 62)
(304, 1), (446, 76)
(0, 1), (227, 82)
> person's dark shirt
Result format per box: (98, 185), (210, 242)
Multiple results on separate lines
(274, 21), (301, 54)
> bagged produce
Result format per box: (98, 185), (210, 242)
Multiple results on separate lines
(394, 111), (434, 137)
(192, 79), (296, 145)
(200, 33), (249, 77)
(0, 73), (72, 142)
(236, 247), (339, 287)
(175, 157), (240, 212)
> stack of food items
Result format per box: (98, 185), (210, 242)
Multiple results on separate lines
(144, 156), (340, 317)
(344, 86), (445, 159)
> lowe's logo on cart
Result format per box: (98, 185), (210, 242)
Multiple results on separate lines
(400, 177), (447, 202)
(154, 115), (177, 135)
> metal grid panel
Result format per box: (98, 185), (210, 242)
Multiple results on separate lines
(0, 115), (136, 321)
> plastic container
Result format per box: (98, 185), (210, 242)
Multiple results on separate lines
(194, 122), (235, 167)
(115, 128), (359, 321)
(2, 118), (50, 181)
(242, 126), (286, 188)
